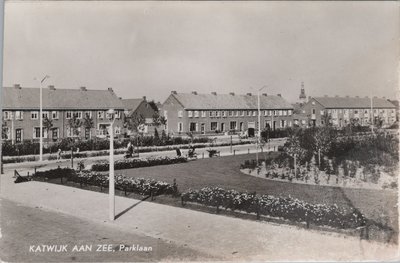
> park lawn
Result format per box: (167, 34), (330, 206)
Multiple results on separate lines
(118, 153), (398, 239)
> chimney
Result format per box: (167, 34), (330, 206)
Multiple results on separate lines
(119, 97), (122, 100)
(335, 95), (339, 97)
(355, 96), (359, 98)
(246, 93), (252, 96)
(324, 95), (328, 97)
(142, 96), (147, 101)
(365, 96), (369, 98)
(48, 85), (56, 90)
(211, 92), (217, 95)
(108, 87), (113, 92)
(171, 90), (177, 95)
(373, 96), (377, 98)
(382, 96), (386, 99)
(345, 95), (349, 98)
(80, 86), (87, 91)
(191, 91), (197, 95)
(229, 92), (235, 96)
(277, 94), (281, 97)
(262, 93), (267, 96)
(13, 84), (21, 89)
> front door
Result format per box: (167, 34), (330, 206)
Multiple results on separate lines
(15, 129), (22, 143)
(200, 123), (205, 134)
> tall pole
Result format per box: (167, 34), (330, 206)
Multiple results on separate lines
(109, 117), (115, 221)
(39, 80), (43, 161)
(256, 86), (266, 164)
(370, 96), (374, 133)
(38, 75), (49, 162)
(0, 0), (5, 175)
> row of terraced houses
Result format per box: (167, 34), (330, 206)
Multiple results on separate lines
(2, 84), (397, 143)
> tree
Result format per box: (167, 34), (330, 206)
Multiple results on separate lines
(313, 127), (336, 167)
(154, 128), (160, 146)
(284, 132), (307, 178)
(1, 121), (8, 140)
(82, 114), (94, 139)
(68, 115), (82, 137)
(322, 113), (333, 127)
(152, 112), (167, 128)
(124, 112), (145, 135)
(43, 116), (53, 146)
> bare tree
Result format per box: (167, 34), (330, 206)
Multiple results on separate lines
(68, 115), (82, 137)
(43, 116), (53, 146)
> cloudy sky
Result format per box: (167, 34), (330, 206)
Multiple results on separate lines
(3, 1), (399, 103)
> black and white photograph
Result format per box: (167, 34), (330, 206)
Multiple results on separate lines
(0, 1), (399, 262)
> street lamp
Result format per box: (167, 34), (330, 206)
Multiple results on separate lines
(35, 75), (50, 162)
(256, 86), (267, 165)
(107, 109), (116, 221)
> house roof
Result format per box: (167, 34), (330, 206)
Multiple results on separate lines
(313, 96), (396, 109)
(121, 98), (144, 111)
(169, 92), (293, 110)
(2, 86), (125, 110)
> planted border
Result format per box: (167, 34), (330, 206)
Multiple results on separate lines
(181, 187), (366, 229)
(91, 156), (188, 171)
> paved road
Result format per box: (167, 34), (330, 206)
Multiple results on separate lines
(0, 171), (397, 262)
(0, 198), (215, 262)
(4, 139), (285, 173)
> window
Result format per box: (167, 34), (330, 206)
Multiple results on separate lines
(97, 111), (104, 119)
(194, 111), (199, 117)
(236, 111), (239, 116)
(188, 111), (193, 118)
(177, 111), (183, 118)
(283, 110), (287, 116)
(288, 110), (292, 116)
(31, 111), (38, 120)
(189, 122), (197, 132)
(209, 111), (213, 117)
(354, 110), (358, 114)
(211, 122), (218, 131)
(114, 111), (121, 119)
(66, 111), (73, 119)
(312, 109), (316, 114)
(42, 111), (49, 119)
(178, 122), (183, 132)
(15, 111), (23, 120)
(52, 128), (59, 140)
(230, 121), (237, 130)
(201, 111), (206, 117)
(274, 110), (278, 116)
(222, 111), (226, 117)
(73, 111), (82, 119)
(115, 126), (121, 135)
(320, 110), (324, 115)
(220, 123), (225, 131)
(247, 111), (251, 116)
(364, 110), (368, 114)
(217, 111), (221, 117)
(52, 111), (59, 119)
(84, 111), (92, 118)
(3, 111), (12, 120)
(241, 111), (245, 116)
(279, 110), (283, 116)
(312, 101), (315, 105)
(33, 127), (46, 139)
(264, 110), (268, 116)
(253, 111), (257, 116)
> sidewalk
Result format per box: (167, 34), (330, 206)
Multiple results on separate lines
(4, 140), (284, 173)
(0, 171), (397, 261)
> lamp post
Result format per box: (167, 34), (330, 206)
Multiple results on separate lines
(36, 75), (50, 161)
(256, 86), (267, 165)
(107, 109), (116, 221)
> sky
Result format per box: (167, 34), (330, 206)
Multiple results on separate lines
(3, 1), (399, 103)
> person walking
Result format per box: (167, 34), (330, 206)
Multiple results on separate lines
(57, 148), (62, 162)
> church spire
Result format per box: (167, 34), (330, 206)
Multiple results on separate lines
(299, 82), (306, 103)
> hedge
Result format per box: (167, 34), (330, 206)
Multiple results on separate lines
(182, 187), (366, 229)
(91, 156), (188, 171)
(32, 168), (178, 196)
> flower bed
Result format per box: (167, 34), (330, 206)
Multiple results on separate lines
(32, 168), (178, 196)
(182, 187), (366, 229)
(91, 156), (188, 171)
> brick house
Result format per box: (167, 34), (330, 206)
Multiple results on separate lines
(300, 96), (396, 127)
(160, 91), (294, 136)
(121, 96), (159, 135)
(2, 85), (125, 143)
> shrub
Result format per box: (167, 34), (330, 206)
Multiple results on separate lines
(182, 187), (366, 229)
(91, 156), (188, 171)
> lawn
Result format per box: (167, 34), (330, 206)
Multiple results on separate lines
(118, 153), (398, 241)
